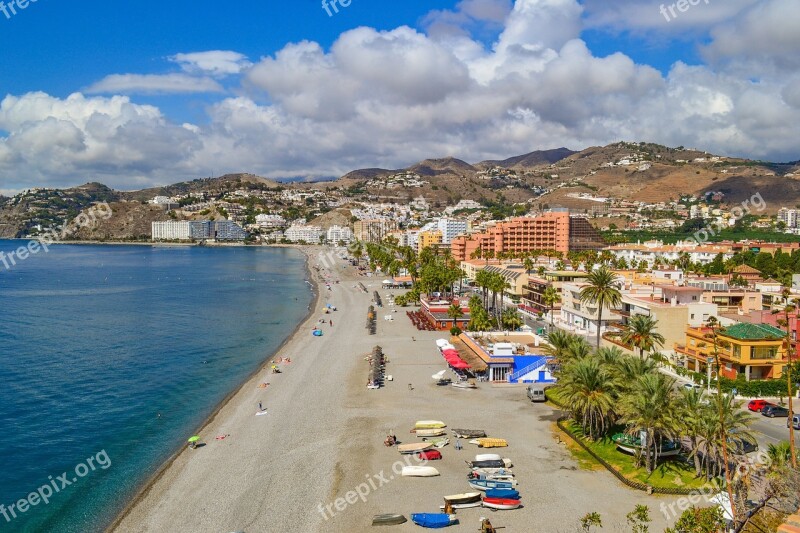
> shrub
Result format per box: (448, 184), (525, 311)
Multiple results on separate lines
(450, 326), (462, 336)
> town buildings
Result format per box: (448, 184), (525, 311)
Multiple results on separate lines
(151, 220), (247, 241)
(284, 224), (323, 243)
(354, 219), (399, 243)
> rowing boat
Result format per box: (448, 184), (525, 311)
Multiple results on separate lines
(486, 489), (520, 500)
(398, 442), (433, 454)
(415, 420), (446, 430)
(468, 471), (515, 482)
(401, 465), (440, 477)
(439, 501), (481, 510)
(410, 513), (457, 528)
(452, 428), (487, 438)
(424, 437), (450, 448)
(469, 438), (508, 448)
(413, 428), (447, 437)
(467, 478), (517, 491)
(482, 497), (521, 510)
(443, 492), (481, 505)
(466, 458), (512, 469)
(372, 514), (407, 526)
(475, 453), (502, 462)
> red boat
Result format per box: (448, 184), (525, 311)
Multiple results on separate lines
(418, 449), (443, 460)
(482, 497), (521, 510)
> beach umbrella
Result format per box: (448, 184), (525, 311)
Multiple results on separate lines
(187, 436), (200, 443)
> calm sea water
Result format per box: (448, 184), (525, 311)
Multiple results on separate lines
(0, 241), (312, 532)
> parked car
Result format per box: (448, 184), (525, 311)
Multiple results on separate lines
(747, 399), (769, 412)
(526, 384), (547, 403)
(683, 382), (702, 391)
(762, 404), (790, 418)
(728, 435), (758, 455)
(788, 414), (800, 430)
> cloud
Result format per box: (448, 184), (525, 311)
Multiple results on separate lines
(169, 51), (253, 77)
(2, 0), (800, 192)
(85, 73), (224, 95)
(583, 0), (758, 33)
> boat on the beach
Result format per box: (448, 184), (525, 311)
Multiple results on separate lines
(468, 471), (515, 482)
(439, 501), (481, 510)
(415, 420), (446, 430)
(398, 442), (433, 454)
(486, 489), (520, 500)
(469, 438), (508, 448)
(443, 492), (482, 505)
(413, 428), (447, 437)
(372, 514), (407, 526)
(466, 458), (512, 469)
(611, 433), (681, 457)
(471, 468), (513, 477)
(418, 449), (442, 461)
(452, 380), (477, 389)
(452, 429), (487, 438)
(482, 497), (522, 510)
(424, 437), (450, 448)
(475, 453), (502, 462)
(468, 479), (517, 491)
(410, 513), (457, 528)
(401, 466), (440, 477)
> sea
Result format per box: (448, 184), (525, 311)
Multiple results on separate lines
(0, 241), (313, 532)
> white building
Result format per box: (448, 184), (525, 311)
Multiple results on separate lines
(284, 225), (323, 243)
(152, 221), (190, 240)
(255, 214), (287, 229)
(778, 208), (798, 229)
(436, 217), (469, 244)
(327, 225), (354, 244)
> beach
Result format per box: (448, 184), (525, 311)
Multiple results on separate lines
(110, 250), (672, 532)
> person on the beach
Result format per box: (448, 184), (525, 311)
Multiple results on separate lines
(455, 439), (462, 450)
(258, 401), (263, 411)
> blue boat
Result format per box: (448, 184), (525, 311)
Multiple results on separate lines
(467, 478), (516, 491)
(410, 513), (457, 528)
(486, 489), (520, 500)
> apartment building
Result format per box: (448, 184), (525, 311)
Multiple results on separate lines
(213, 221), (248, 241)
(354, 219), (398, 243)
(436, 217), (468, 244)
(559, 281), (622, 337)
(284, 225), (323, 243)
(326, 225), (354, 244)
(451, 212), (603, 261)
(418, 230), (443, 253)
(152, 221), (191, 240)
(520, 270), (590, 316)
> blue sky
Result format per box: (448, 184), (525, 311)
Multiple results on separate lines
(0, 0), (798, 191)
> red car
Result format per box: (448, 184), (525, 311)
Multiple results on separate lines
(418, 450), (442, 460)
(747, 399), (770, 412)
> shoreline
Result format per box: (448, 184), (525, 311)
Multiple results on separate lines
(104, 246), (321, 532)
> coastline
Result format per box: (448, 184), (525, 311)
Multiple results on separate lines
(104, 245), (320, 532)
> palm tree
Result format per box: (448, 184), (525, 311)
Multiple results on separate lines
(523, 257), (535, 277)
(579, 266), (622, 348)
(544, 329), (582, 362)
(556, 358), (617, 440)
(447, 302), (464, 324)
(774, 287), (798, 468)
(678, 387), (707, 477)
(621, 314), (666, 360)
(501, 308), (523, 331)
(542, 285), (561, 326)
(618, 372), (680, 473)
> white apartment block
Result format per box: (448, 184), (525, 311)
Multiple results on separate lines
(778, 207), (798, 229)
(436, 217), (468, 244)
(327, 225), (354, 244)
(152, 221), (190, 240)
(255, 214), (287, 228)
(284, 225), (323, 243)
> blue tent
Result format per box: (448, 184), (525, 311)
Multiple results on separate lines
(410, 513), (455, 528)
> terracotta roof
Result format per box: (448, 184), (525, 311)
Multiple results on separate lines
(732, 264), (761, 274)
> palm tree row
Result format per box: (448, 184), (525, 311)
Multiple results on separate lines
(549, 331), (754, 476)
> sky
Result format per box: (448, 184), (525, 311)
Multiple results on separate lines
(1, 0), (799, 193)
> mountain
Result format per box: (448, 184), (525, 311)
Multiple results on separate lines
(478, 148), (577, 169)
(408, 157), (476, 176)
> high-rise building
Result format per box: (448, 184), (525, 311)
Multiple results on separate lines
(326, 225), (354, 244)
(436, 217), (468, 244)
(284, 225), (323, 243)
(152, 221), (190, 240)
(214, 221), (248, 241)
(778, 207), (798, 228)
(450, 212), (603, 261)
(353, 219), (398, 243)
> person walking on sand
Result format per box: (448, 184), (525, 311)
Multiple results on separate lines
(455, 438), (462, 451)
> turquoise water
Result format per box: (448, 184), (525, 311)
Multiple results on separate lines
(0, 242), (312, 532)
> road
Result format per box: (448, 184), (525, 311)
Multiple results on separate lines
(741, 407), (799, 449)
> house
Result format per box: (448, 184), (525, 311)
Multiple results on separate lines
(674, 322), (788, 380)
(457, 332), (556, 383)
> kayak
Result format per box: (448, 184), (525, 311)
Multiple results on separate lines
(372, 514), (407, 526)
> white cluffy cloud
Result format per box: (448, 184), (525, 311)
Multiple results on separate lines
(1, 0), (800, 192)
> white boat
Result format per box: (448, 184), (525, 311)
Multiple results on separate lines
(398, 442), (433, 454)
(469, 472), (515, 482)
(401, 466), (440, 477)
(443, 492), (482, 504)
(475, 454), (502, 462)
(470, 468), (514, 477)
(431, 370), (447, 380)
(414, 420), (446, 430)
(439, 502), (481, 510)
(414, 428), (447, 437)
(435, 339), (451, 348)
(452, 381), (477, 389)
(482, 497), (522, 510)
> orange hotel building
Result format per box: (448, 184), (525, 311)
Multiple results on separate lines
(450, 212), (604, 261)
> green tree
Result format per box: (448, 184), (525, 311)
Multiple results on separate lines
(556, 357), (617, 439)
(579, 266), (622, 348)
(664, 506), (724, 533)
(543, 285), (561, 327)
(621, 314), (666, 360)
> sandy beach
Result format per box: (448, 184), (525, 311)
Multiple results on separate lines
(110, 250), (673, 533)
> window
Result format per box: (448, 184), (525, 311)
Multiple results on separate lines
(690, 314), (695, 320)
